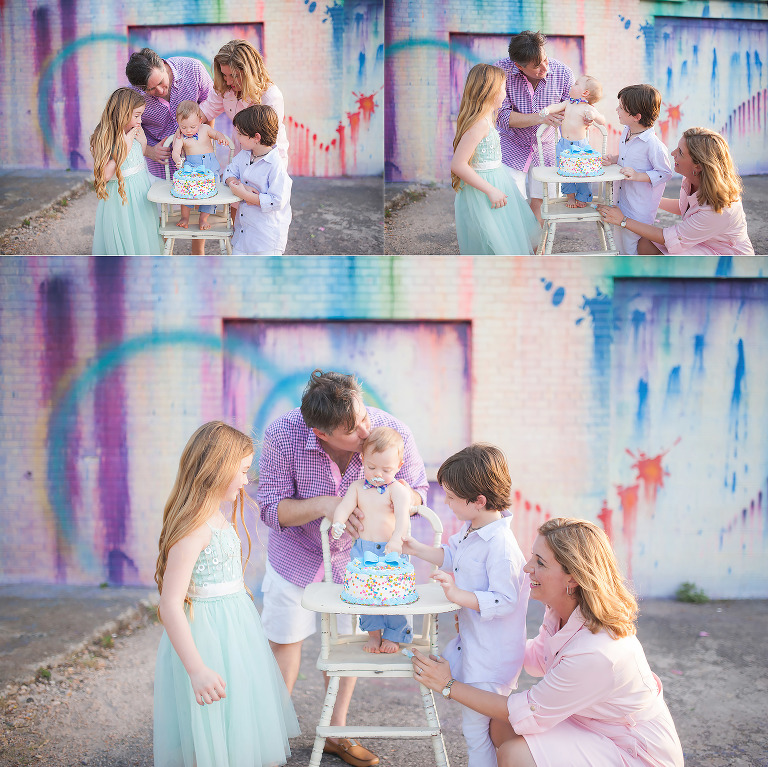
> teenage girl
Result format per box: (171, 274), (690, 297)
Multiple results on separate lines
(90, 87), (163, 255)
(154, 421), (299, 767)
(452, 64), (540, 255)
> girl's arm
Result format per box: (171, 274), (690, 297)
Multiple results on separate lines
(451, 120), (507, 207)
(385, 483), (411, 554)
(136, 126), (148, 151)
(401, 535), (445, 567)
(102, 159), (117, 183)
(158, 527), (227, 705)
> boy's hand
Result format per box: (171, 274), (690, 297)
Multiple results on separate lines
(172, 154), (183, 169)
(582, 107), (596, 126)
(620, 166), (641, 181)
(400, 534), (416, 556)
(601, 153), (618, 166)
(331, 522), (346, 540)
(431, 570), (461, 602)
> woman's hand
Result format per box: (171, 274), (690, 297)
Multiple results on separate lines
(596, 204), (625, 226)
(411, 648), (452, 692)
(487, 187), (508, 209)
(189, 665), (227, 706)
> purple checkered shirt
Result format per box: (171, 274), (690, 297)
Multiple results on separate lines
(257, 406), (429, 588)
(131, 57), (213, 179)
(494, 57), (574, 172)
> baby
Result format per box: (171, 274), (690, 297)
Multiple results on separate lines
(171, 100), (229, 231)
(543, 75), (607, 207)
(331, 426), (412, 653)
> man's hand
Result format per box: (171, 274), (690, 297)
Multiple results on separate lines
(145, 142), (172, 164)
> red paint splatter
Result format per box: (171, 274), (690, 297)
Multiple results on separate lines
(352, 88), (381, 124)
(626, 439), (680, 502)
(598, 500), (613, 542)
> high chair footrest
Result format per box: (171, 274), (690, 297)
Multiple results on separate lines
(317, 726), (442, 739)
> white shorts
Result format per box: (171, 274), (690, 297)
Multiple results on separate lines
(613, 224), (641, 255)
(261, 560), (354, 644)
(507, 167), (544, 201)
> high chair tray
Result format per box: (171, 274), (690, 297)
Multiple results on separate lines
(302, 582), (460, 616)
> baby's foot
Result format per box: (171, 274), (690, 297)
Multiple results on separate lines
(575, 200), (588, 208)
(177, 216), (190, 229)
(199, 213), (211, 231)
(379, 638), (399, 654)
(565, 194), (578, 209)
(363, 631), (382, 653)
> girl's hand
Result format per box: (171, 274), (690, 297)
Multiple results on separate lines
(596, 204), (625, 226)
(411, 648), (452, 692)
(431, 570), (461, 602)
(487, 187), (507, 209)
(190, 666), (227, 706)
(601, 153), (618, 166)
(123, 126), (139, 149)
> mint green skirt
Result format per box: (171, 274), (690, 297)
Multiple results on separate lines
(153, 590), (300, 767)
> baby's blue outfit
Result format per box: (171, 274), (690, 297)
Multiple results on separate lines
(350, 538), (413, 644)
(556, 137), (593, 203)
(181, 152), (221, 214)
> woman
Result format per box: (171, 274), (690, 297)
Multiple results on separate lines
(200, 39), (289, 162)
(412, 518), (684, 767)
(597, 127), (753, 254)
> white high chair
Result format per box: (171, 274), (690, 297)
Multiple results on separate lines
(146, 134), (239, 255)
(532, 123), (625, 255)
(300, 507), (461, 767)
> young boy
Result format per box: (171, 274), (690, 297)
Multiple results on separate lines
(223, 104), (292, 255)
(403, 444), (529, 767)
(602, 84), (672, 254)
(331, 426), (413, 653)
(543, 75), (607, 208)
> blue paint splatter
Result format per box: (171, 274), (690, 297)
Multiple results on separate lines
(575, 287), (613, 372)
(693, 334), (705, 373)
(731, 338), (745, 412)
(711, 48), (718, 88)
(637, 378), (648, 426)
(552, 287), (565, 306)
(716, 257), (732, 276)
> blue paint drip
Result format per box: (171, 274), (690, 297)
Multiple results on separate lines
(552, 287), (565, 306)
(716, 257), (733, 276)
(575, 287), (613, 374)
(711, 49), (718, 88)
(693, 334), (705, 373)
(731, 339), (745, 412)
(666, 366), (681, 398)
(666, 66), (673, 93)
(359, 51), (366, 79)
(631, 309), (646, 345)
(637, 378), (648, 426)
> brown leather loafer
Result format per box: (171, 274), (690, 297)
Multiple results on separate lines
(322, 738), (380, 767)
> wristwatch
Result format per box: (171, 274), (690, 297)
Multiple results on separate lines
(441, 679), (456, 699)
(620, 216), (628, 228)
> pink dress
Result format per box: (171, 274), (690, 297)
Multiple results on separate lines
(658, 178), (754, 254)
(199, 83), (289, 161)
(507, 607), (684, 767)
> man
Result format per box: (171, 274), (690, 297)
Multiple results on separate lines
(125, 48), (214, 255)
(494, 31), (574, 223)
(257, 369), (428, 767)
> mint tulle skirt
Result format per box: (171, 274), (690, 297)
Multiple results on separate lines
(153, 590), (300, 767)
(455, 166), (541, 255)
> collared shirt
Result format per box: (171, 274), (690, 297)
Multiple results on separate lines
(660, 178), (754, 255)
(614, 126), (672, 223)
(257, 406), (428, 588)
(440, 517), (529, 689)
(494, 58), (574, 172)
(507, 606), (684, 766)
(132, 57), (214, 179)
(224, 147), (292, 254)
(199, 83), (289, 160)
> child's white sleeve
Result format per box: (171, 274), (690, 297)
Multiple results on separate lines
(223, 152), (243, 183)
(646, 137), (673, 186)
(257, 164), (291, 213)
(475, 537), (525, 621)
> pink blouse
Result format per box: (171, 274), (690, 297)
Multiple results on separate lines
(200, 83), (289, 160)
(660, 178), (754, 255)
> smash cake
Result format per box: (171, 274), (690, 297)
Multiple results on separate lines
(341, 551), (418, 606)
(557, 145), (604, 177)
(171, 161), (218, 199)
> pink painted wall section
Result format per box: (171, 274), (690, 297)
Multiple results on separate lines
(1, 256), (767, 598)
(385, 0), (768, 181)
(0, 0), (383, 176)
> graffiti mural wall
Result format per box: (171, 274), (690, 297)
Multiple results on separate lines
(385, 0), (768, 182)
(0, 0), (383, 176)
(1, 257), (767, 598)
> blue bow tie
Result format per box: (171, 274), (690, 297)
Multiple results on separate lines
(364, 478), (390, 494)
(569, 97), (588, 105)
(183, 132), (199, 140)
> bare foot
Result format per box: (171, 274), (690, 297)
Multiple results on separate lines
(199, 213), (211, 231)
(575, 200), (588, 208)
(177, 206), (190, 228)
(379, 638), (399, 654)
(565, 194), (578, 208)
(363, 631), (382, 653)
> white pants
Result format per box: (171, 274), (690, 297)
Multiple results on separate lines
(261, 560), (354, 644)
(613, 225), (641, 255)
(462, 680), (512, 767)
(507, 167), (544, 201)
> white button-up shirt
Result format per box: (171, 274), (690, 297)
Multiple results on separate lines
(224, 147), (292, 254)
(615, 126), (672, 224)
(440, 516), (529, 690)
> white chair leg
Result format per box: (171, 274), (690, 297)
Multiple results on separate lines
(310, 675), (340, 767)
(597, 221), (608, 251)
(420, 683), (450, 767)
(545, 221), (557, 254)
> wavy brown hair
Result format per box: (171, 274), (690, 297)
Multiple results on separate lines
(538, 517), (638, 638)
(683, 127), (743, 214)
(452, 64), (506, 192)
(155, 422), (255, 620)
(90, 88), (145, 204)
(212, 39), (272, 103)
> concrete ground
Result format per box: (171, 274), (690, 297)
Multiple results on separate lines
(385, 175), (768, 256)
(0, 170), (384, 255)
(1, 584), (767, 766)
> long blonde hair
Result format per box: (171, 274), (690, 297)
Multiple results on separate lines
(212, 39), (273, 103)
(683, 127), (742, 213)
(452, 64), (506, 192)
(538, 517), (638, 638)
(155, 422), (255, 618)
(90, 88), (145, 204)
